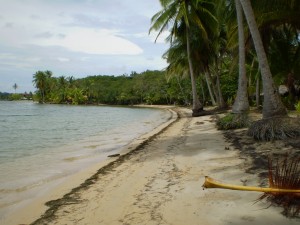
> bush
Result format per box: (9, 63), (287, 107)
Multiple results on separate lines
(295, 101), (300, 112)
(216, 113), (250, 130)
(9, 94), (22, 101)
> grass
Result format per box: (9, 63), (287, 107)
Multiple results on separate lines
(216, 113), (250, 130)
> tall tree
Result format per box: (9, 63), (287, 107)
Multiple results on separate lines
(239, 0), (287, 118)
(232, 0), (249, 113)
(12, 83), (18, 94)
(150, 0), (217, 116)
(163, 39), (192, 105)
(33, 71), (48, 103)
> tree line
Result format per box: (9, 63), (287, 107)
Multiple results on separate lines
(148, 0), (300, 140)
(150, 0), (299, 116)
(31, 0), (300, 139)
(32, 69), (238, 106)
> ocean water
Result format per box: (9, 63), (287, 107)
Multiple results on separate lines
(0, 101), (171, 219)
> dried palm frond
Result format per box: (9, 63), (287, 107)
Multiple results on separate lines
(203, 154), (300, 217)
(258, 155), (300, 217)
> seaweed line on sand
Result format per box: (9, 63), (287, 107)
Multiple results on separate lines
(30, 108), (180, 225)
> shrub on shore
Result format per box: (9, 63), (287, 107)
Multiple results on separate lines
(216, 113), (250, 130)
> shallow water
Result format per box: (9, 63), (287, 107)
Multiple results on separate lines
(0, 101), (171, 218)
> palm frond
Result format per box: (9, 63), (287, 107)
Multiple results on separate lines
(258, 154), (300, 218)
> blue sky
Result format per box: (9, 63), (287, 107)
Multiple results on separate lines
(0, 0), (169, 93)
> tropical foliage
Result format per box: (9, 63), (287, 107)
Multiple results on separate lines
(30, 1), (300, 121)
(32, 70), (196, 105)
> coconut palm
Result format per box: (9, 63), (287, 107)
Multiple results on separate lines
(57, 76), (68, 103)
(250, 0), (300, 106)
(207, 0), (228, 109)
(163, 38), (191, 104)
(163, 22), (220, 107)
(12, 83), (18, 94)
(239, 0), (287, 118)
(150, 0), (217, 116)
(232, 0), (249, 113)
(33, 71), (48, 103)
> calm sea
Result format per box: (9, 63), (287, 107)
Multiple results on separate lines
(0, 101), (171, 219)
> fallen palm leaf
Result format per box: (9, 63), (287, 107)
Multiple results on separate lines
(203, 176), (300, 195)
(203, 155), (300, 217)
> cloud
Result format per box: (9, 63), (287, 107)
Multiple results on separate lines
(33, 28), (143, 55)
(4, 22), (14, 28)
(0, 3), (144, 55)
(0, 0), (168, 93)
(34, 31), (54, 39)
(57, 57), (70, 62)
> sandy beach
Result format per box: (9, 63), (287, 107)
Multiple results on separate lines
(5, 107), (300, 225)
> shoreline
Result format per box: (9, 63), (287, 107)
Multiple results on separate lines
(1, 105), (178, 225)
(4, 106), (300, 225)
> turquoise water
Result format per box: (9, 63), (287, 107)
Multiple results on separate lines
(0, 101), (171, 218)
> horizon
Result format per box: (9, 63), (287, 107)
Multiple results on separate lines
(0, 0), (169, 93)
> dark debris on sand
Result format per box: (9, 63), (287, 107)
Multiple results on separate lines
(223, 127), (300, 218)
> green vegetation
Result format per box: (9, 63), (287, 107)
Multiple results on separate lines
(0, 92), (10, 100)
(295, 102), (300, 113)
(216, 113), (251, 130)
(31, 0), (300, 139)
(0, 92), (33, 101)
(32, 70), (197, 105)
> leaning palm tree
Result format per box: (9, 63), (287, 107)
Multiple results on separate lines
(232, 0), (249, 114)
(216, 0), (251, 130)
(150, 0), (217, 116)
(239, 0), (287, 118)
(236, 0), (300, 141)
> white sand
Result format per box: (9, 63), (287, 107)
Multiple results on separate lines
(4, 107), (299, 225)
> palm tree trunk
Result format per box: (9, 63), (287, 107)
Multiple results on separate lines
(42, 91), (45, 103)
(239, 0), (286, 118)
(256, 76), (260, 108)
(207, 70), (219, 103)
(186, 26), (203, 116)
(215, 58), (227, 109)
(176, 76), (189, 105)
(232, 0), (249, 114)
(204, 72), (217, 106)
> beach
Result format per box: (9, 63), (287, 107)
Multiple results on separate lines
(5, 107), (300, 225)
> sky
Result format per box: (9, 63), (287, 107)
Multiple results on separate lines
(0, 0), (169, 93)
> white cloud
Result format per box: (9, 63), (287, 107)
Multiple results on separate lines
(0, 53), (17, 60)
(34, 28), (143, 55)
(0, 1), (144, 55)
(0, 0), (168, 92)
(57, 57), (70, 62)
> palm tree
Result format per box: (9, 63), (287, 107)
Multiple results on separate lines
(163, 38), (192, 105)
(207, 1), (228, 109)
(33, 71), (48, 103)
(232, 0), (249, 113)
(12, 83), (18, 94)
(150, 0), (217, 116)
(57, 76), (68, 103)
(239, 0), (287, 118)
